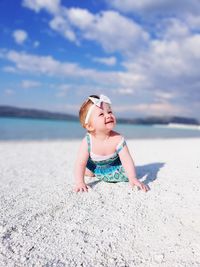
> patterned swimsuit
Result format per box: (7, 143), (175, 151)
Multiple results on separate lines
(86, 133), (129, 182)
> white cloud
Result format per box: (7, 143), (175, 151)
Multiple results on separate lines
(22, 3), (149, 54)
(22, 0), (60, 14)
(186, 14), (200, 29)
(5, 1), (198, 119)
(114, 102), (185, 117)
(160, 19), (189, 40)
(66, 8), (95, 30)
(135, 102), (185, 116)
(116, 88), (134, 95)
(106, 0), (200, 17)
(154, 91), (176, 101)
(49, 16), (77, 42)
(21, 80), (41, 89)
(3, 45), (200, 118)
(124, 31), (200, 78)
(80, 10), (149, 53)
(3, 50), (148, 91)
(12, 29), (28, 45)
(117, 72), (147, 90)
(6, 50), (94, 78)
(92, 56), (117, 66)
(122, 31), (200, 113)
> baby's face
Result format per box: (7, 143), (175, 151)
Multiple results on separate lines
(89, 102), (116, 132)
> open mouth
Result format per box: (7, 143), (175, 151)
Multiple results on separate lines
(105, 121), (114, 124)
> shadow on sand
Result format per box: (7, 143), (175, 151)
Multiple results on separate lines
(87, 179), (101, 188)
(87, 162), (165, 189)
(136, 162), (165, 186)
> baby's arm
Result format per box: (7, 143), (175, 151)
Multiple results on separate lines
(118, 144), (148, 192)
(74, 137), (90, 192)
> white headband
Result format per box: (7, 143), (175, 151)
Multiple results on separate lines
(85, 94), (112, 124)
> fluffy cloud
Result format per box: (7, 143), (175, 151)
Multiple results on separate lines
(122, 31), (200, 112)
(66, 8), (95, 30)
(22, 0), (60, 14)
(23, 2), (149, 54)
(106, 0), (200, 17)
(3, 50), (147, 91)
(116, 88), (134, 95)
(49, 16), (77, 42)
(92, 56), (117, 66)
(114, 102), (185, 116)
(3, 41), (200, 117)
(12, 29), (28, 45)
(106, 0), (200, 34)
(186, 14), (200, 30)
(6, 2), (200, 118)
(80, 10), (149, 53)
(4, 44), (200, 115)
(21, 80), (41, 89)
(6, 50), (97, 78)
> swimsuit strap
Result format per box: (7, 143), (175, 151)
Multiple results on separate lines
(116, 137), (126, 154)
(86, 133), (91, 153)
(86, 133), (126, 154)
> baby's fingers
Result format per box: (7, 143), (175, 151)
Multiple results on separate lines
(84, 185), (92, 192)
(140, 183), (148, 192)
(73, 186), (84, 192)
(74, 185), (91, 193)
(82, 186), (88, 192)
(74, 186), (82, 192)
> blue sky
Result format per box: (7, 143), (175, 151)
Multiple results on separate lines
(0, 0), (200, 119)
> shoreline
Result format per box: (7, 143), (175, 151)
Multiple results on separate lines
(0, 138), (200, 266)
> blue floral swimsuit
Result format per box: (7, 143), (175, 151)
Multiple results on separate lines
(86, 133), (129, 182)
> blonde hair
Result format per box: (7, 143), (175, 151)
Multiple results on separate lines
(79, 95), (99, 128)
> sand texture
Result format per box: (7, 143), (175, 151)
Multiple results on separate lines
(0, 138), (200, 266)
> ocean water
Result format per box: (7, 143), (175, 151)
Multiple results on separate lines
(0, 117), (200, 141)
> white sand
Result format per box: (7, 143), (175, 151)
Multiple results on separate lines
(0, 138), (200, 267)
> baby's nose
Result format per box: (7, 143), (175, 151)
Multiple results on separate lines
(106, 112), (111, 118)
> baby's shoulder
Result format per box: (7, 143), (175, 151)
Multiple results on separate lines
(80, 135), (88, 147)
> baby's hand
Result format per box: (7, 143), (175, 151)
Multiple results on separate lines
(74, 182), (90, 193)
(130, 180), (149, 192)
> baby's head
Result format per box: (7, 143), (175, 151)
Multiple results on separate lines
(79, 94), (116, 132)
(79, 95), (99, 129)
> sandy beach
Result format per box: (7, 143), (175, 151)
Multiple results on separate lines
(0, 138), (200, 266)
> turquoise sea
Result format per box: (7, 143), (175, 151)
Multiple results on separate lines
(0, 117), (200, 141)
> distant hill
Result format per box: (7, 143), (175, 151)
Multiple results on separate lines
(117, 116), (200, 125)
(0, 106), (78, 121)
(0, 105), (199, 125)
